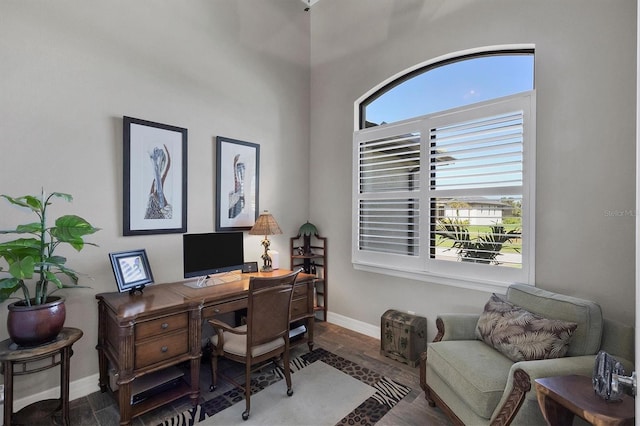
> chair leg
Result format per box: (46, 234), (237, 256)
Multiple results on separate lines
(243, 360), (251, 420)
(209, 353), (218, 392)
(283, 348), (293, 396)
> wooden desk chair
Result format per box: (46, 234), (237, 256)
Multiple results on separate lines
(207, 270), (300, 421)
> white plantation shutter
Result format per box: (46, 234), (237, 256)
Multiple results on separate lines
(428, 103), (524, 268)
(359, 199), (419, 255)
(354, 120), (425, 270)
(353, 92), (535, 288)
(428, 112), (523, 191)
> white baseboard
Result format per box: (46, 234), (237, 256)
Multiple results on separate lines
(11, 373), (100, 413)
(13, 374), (100, 412)
(6, 311), (377, 418)
(327, 311), (380, 339)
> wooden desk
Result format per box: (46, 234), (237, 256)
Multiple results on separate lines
(95, 270), (315, 426)
(0, 327), (83, 426)
(535, 375), (635, 426)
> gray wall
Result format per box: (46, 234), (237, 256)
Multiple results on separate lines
(0, 0), (636, 406)
(0, 0), (310, 401)
(309, 0), (636, 333)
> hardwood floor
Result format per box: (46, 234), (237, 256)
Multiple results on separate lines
(66, 321), (451, 425)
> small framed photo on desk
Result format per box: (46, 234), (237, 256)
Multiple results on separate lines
(109, 249), (154, 294)
(242, 262), (258, 273)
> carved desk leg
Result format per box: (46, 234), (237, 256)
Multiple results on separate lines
(189, 307), (201, 406)
(96, 301), (109, 393)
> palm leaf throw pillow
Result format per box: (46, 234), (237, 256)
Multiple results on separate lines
(475, 293), (578, 362)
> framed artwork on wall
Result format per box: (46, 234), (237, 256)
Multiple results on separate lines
(108, 249), (154, 293)
(216, 136), (260, 231)
(123, 116), (187, 236)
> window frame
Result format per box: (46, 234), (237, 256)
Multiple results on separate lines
(353, 47), (535, 294)
(355, 45), (535, 130)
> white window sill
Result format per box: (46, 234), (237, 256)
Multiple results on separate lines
(352, 262), (524, 294)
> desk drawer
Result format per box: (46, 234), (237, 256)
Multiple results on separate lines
(135, 331), (189, 369)
(293, 284), (308, 298)
(202, 298), (246, 318)
(291, 297), (309, 320)
(136, 313), (188, 341)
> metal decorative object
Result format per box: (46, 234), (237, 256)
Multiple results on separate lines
(592, 351), (626, 401)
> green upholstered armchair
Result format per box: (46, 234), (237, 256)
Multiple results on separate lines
(419, 284), (635, 426)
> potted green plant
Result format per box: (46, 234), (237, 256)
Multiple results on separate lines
(0, 190), (99, 346)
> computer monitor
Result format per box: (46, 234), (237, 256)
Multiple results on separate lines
(183, 232), (244, 278)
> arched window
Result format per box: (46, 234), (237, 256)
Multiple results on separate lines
(352, 48), (535, 291)
(360, 50), (534, 128)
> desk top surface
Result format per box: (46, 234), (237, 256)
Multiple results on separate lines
(96, 270), (313, 320)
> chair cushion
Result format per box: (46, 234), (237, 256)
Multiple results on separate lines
(427, 340), (513, 419)
(210, 325), (285, 357)
(506, 283), (603, 356)
(475, 293), (578, 362)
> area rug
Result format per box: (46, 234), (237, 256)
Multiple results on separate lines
(158, 347), (411, 426)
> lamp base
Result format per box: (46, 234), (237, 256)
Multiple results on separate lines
(260, 242), (273, 272)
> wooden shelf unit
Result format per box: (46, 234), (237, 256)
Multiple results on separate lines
(290, 234), (327, 321)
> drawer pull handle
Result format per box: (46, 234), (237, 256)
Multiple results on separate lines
(161, 346), (168, 353)
(214, 308), (220, 313)
(161, 323), (169, 329)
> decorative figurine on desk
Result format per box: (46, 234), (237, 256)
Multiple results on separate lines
(249, 210), (282, 272)
(261, 251), (272, 270)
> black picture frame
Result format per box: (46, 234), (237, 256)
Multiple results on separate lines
(109, 249), (155, 293)
(242, 261), (259, 273)
(123, 116), (187, 236)
(215, 136), (260, 231)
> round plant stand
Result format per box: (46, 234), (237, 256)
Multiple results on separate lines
(0, 327), (83, 426)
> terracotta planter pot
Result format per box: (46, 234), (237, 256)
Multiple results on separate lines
(7, 296), (66, 347)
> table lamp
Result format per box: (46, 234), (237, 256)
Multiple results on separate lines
(249, 210), (282, 271)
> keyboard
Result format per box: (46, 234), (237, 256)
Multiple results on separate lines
(210, 274), (242, 285)
(184, 273), (242, 288)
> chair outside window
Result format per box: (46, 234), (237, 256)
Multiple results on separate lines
(207, 270), (300, 421)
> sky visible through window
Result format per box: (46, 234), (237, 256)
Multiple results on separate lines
(365, 54), (534, 126)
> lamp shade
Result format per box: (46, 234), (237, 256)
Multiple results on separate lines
(249, 210), (282, 236)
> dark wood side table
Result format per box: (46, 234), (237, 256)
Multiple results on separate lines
(0, 327), (83, 426)
(535, 375), (635, 426)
